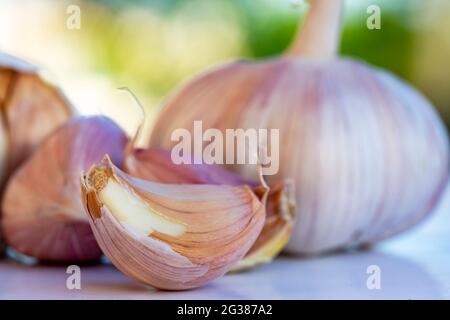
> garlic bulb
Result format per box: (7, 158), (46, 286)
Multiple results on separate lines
(124, 147), (295, 271)
(0, 51), (74, 254)
(81, 156), (266, 290)
(2, 116), (128, 261)
(0, 52), (74, 185)
(148, 0), (450, 254)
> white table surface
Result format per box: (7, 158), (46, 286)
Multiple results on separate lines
(1, 182), (450, 300)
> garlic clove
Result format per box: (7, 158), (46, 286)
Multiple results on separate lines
(1, 116), (128, 262)
(0, 52), (74, 181)
(124, 147), (296, 271)
(124, 147), (250, 185)
(81, 156), (266, 290)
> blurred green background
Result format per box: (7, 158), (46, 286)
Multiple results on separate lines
(0, 0), (449, 141)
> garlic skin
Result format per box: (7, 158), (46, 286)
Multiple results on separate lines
(2, 116), (128, 262)
(148, 0), (450, 254)
(124, 148), (295, 270)
(81, 156), (266, 290)
(125, 147), (248, 186)
(0, 52), (74, 184)
(232, 182), (294, 271)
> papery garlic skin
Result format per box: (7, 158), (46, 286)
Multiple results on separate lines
(81, 157), (266, 290)
(2, 116), (128, 261)
(231, 182), (294, 271)
(148, 1), (449, 254)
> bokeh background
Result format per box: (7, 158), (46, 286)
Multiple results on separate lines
(1, 0), (449, 143)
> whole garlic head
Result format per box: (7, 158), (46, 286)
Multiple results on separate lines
(148, 0), (450, 254)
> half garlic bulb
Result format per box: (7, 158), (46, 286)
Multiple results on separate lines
(0, 51), (74, 253)
(148, 0), (450, 254)
(0, 52), (74, 185)
(124, 147), (295, 271)
(81, 156), (266, 290)
(2, 116), (128, 261)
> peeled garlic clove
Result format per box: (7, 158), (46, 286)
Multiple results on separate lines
(1, 116), (128, 262)
(0, 52), (74, 182)
(81, 156), (266, 290)
(124, 147), (295, 270)
(148, 0), (449, 254)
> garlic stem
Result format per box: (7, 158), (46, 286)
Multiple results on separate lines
(286, 0), (343, 58)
